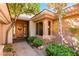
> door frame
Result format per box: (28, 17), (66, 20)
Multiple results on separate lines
(13, 20), (29, 42)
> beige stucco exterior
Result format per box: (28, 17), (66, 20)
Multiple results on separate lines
(0, 23), (3, 44)
(7, 26), (13, 43)
(0, 4), (12, 55)
(0, 4), (12, 44)
(30, 10), (55, 40)
(0, 3), (79, 55)
(0, 3), (79, 44)
(29, 20), (36, 36)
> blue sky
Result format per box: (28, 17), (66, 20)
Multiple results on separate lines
(40, 3), (76, 11)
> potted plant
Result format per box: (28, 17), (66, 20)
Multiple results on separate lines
(3, 44), (13, 56)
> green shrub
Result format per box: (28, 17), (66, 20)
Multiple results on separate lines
(3, 44), (13, 52)
(33, 38), (44, 47)
(27, 36), (37, 43)
(46, 44), (76, 56)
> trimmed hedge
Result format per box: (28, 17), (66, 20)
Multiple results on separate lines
(27, 36), (44, 47)
(33, 38), (44, 47)
(46, 44), (76, 56)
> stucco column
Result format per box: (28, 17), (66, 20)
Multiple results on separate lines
(50, 20), (53, 35)
(43, 19), (48, 39)
(7, 27), (13, 43)
(29, 21), (36, 36)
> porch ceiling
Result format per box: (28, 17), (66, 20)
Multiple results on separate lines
(17, 13), (34, 21)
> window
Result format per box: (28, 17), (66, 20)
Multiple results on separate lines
(36, 22), (43, 35)
(48, 21), (51, 35)
(36, 23), (38, 35)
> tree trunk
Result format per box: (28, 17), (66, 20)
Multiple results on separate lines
(5, 17), (17, 44)
(58, 14), (64, 44)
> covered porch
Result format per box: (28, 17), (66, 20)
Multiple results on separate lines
(30, 10), (56, 40)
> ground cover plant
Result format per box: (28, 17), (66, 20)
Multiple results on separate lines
(46, 43), (76, 56)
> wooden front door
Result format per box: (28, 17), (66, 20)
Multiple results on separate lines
(15, 20), (28, 38)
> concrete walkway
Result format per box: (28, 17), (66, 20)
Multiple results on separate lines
(13, 41), (39, 56)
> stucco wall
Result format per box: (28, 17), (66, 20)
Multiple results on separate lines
(0, 4), (12, 44)
(0, 24), (13, 44)
(0, 24), (7, 44)
(8, 27), (13, 43)
(5, 24), (13, 44)
(29, 21), (36, 36)
(0, 23), (3, 44)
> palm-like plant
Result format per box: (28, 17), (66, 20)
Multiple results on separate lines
(48, 3), (67, 44)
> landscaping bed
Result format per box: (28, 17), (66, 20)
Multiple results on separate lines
(26, 36), (78, 56)
(46, 43), (76, 56)
(26, 36), (46, 56)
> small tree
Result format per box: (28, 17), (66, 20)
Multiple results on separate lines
(5, 3), (25, 44)
(48, 3), (67, 44)
(24, 3), (40, 14)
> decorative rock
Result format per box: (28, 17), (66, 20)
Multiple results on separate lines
(40, 46), (44, 49)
